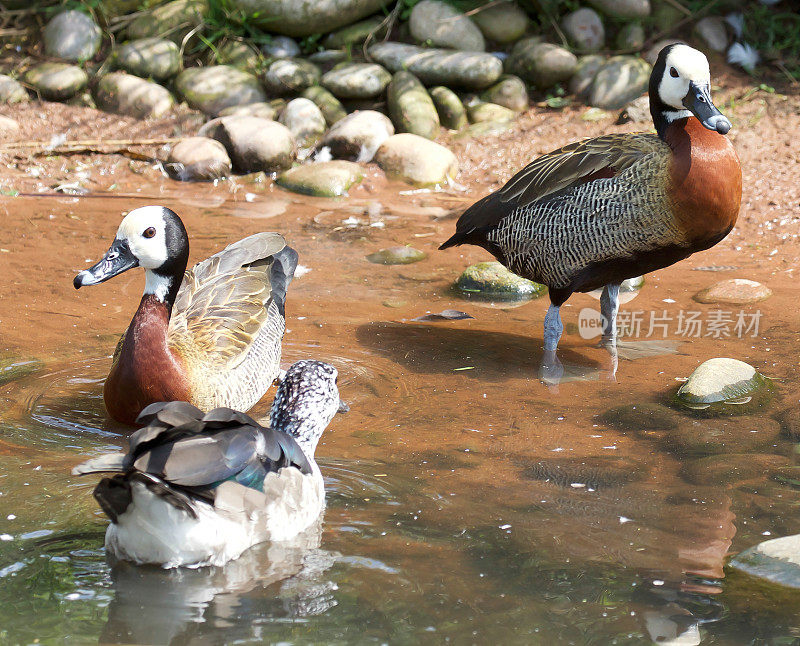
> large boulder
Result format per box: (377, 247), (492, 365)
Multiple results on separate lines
(166, 136), (232, 181)
(43, 10), (101, 62)
(127, 0), (207, 44)
(505, 40), (578, 90)
(321, 63), (392, 99)
(369, 42), (503, 90)
(409, 0), (485, 52)
(470, 1), (529, 45)
(207, 116), (296, 173)
(279, 98), (326, 147)
(386, 71), (440, 140)
(116, 38), (182, 80)
(94, 72), (174, 119)
(226, 0), (388, 37)
(262, 58), (321, 96)
(276, 160), (363, 197)
(0, 75), (29, 104)
(175, 66), (266, 115)
(374, 133), (458, 186)
(588, 55), (651, 110)
(24, 63), (88, 101)
(317, 110), (394, 162)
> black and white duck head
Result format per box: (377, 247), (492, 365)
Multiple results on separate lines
(73, 206), (189, 306)
(271, 360), (343, 455)
(650, 44), (731, 137)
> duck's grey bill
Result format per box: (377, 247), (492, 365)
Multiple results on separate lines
(682, 81), (731, 135)
(74, 240), (139, 289)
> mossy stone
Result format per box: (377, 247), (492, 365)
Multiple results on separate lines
(674, 358), (771, 416)
(429, 86), (467, 130)
(456, 261), (546, 301)
(276, 161), (362, 197)
(366, 246), (427, 265)
(386, 71), (439, 140)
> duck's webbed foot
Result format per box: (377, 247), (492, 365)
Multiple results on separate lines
(539, 348), (564, 386)
(599, 283), (621, 349)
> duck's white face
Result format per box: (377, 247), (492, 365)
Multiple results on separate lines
(116, 206), (169, 270)
(657, 44), (711, 110)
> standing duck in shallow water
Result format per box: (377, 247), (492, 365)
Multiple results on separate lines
(73, 360), (341, 568)
(74, 206), (297, 425)
(440, 45), (741, 378)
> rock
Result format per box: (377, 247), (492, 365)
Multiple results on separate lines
(210, 116), (296, 173)
(214, 40), (262, 73)
(43, 10), (101, 62)
(676, 358), (768, 411)
(0, 75), (29, 104)
(374, 133), (457, 186)
(480, 74), (528, 112)
(589, 55), (651, 110)
(308, 50), (350, 72)
(94, 72), (174, 119)
(616, 22), (645, 51)
(317, 110), (394, 162)
(0, 115), (19, 135)
(366, 246), (427, 265)
(430, 86), (467, 130)
(505, 40), (578, 90)
(775, 408), (800, 441)
(568, 55), (605, 99)
(24, 63), (88, 101)
(276, 160), (362, 197)
(386, 71), (440, 140)
(409, 0), (485, 52)
(561, 8), (605, 53)
(645, 39), (685, 65)
(261, 35), (300, 59)
(226, 0), (387, 37)
(127, 0), (206, 44)
(67, 91), (96, 109)
(217, 102), (277, 120)
(466, 100), (516, 123)
(116, 38), (182, 80)
(679, 454), (787, 486)
(166, 136), (231, 181)
(454, 120), (514, 139)
(599, 403), (681, 433)
(321, 63), (391, 99)
(470, 1), (529, 45)
(693, 279), (772, 305)
(279, 98), (326, 147)
(660, 416), (781, 457)
(617, 95), (650, 123)
(0, 356), (44, 386)
(731, 534), (800, 589)
(262, 58), (321, 96)
(323, 16), (387, 49)
(301, 86), (347, 126)
(369, 42), (503, 90)
(587, 0), (651, 20)
(694, 16), (728, 53)
(455, 261), (545, 301)
(652, 1), (682, 32)
(175, 66), (266, 115)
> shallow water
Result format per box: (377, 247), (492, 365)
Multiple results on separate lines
(2, 177), (800, 645)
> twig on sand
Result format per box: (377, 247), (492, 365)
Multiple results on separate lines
(0, 137), (179, 160)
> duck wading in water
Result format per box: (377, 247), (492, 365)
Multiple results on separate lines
(439, 44), (742, 381)
(74, 206), (298, 424)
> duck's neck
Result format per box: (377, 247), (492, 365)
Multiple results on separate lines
(143, 270), (180, 314)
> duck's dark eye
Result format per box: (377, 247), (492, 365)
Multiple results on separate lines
(143, 227), (156, 239)
(669, 66), (679, 78)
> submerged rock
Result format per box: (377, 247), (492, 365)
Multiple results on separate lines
(116, 38), (182, 80)
(166, 136), (231, 181)
(387, 71), (440, 139)
(24, 63), (88, 101)
(561, 7), (605, 53)
(505, 40), (578, 90)
(175, 66), (265, 115)
(589, 55), (651, 110)
(731, 534), (800, 589)
(409, 0), (485, 52)
(693, 279), (772, 305)
(321, 63), (392, 99)
(317, 110), (394, 162)
(599, 403), (681, 433)
(225, 0), (387, 37)
(301, 86), (347, 126)
(127, 0), (207, 44)
(261, 35), (300, 59)
(775, 408), (800, 441)
(470, 1), (529, 45)
(276, 160), (362, 197)
(262, 58), (321, 96)
(0, 357), (44, 386)
(217, 102), (277, 120)
(679, 453), (787, 486)
(480, 74), (528, 112)
(675, 358), (769, 414)
(94, 72), (174, 119)
(323, 16), (387, 49)
(210, 116), (296, 173)
(279, 98), (326, 147)
(660, 416), (781, 457)
(366, 246), (427, 265)
(456, 261), (546, 301)
(44, 10), (101, 62)
(369, 42), (503, 90)
(375, 133), (457, 186)
(430, 86), (467, 130)
(0, 75), (29, 104)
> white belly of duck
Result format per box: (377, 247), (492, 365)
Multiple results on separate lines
(106, 467), (325, 569)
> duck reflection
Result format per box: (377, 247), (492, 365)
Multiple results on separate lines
(101, 520), (338, 645)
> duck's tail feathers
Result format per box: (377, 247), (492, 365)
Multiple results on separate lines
(94, 472), (198, 524)
(72, 453), (126, 476)
(270, 245), (299, 316)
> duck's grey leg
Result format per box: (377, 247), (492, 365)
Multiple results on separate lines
(540, 304), (564, 385)
(600, 283), (620, 346)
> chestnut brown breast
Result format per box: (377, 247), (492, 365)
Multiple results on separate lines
(104, 295), (191, 425)
(666, 117), (742, 245)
